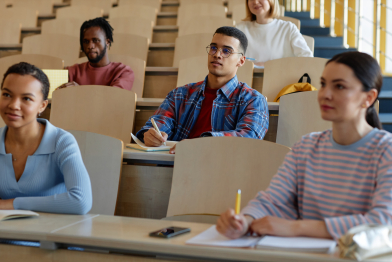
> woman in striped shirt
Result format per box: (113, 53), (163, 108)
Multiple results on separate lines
(217, 51), (392, 240)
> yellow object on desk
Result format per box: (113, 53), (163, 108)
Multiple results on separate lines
(42, 69), (68, 99)
(235, 189), (241, 214)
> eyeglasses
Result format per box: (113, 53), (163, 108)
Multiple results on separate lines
(206, 45), (243, 58)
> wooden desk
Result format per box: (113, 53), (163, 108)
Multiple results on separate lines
(123, 148), (174, 165)
(1, 213), (390, 262)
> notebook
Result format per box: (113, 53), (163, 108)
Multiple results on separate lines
(186, 225), (336, 253)
(126, 133), (177, 152)
(256, 236), (336, 253)
(42, 69), (68, 99)
(0, 210), (39, 221)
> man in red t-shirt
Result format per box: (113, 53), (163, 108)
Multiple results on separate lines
(57, 17), (134, 91)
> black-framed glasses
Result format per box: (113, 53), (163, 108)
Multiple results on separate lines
(206, 45), (243, 58)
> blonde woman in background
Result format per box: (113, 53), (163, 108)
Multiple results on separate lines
(236, 0), (312, 68)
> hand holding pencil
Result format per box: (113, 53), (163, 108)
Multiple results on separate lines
(143, 118), (168, 147)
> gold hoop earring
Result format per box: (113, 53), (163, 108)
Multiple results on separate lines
(362, 104), (367, 108)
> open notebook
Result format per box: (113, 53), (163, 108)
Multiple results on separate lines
(186, 226), (336, 253)
(0, 210), (39, 221)
(126, 133), (178, 152)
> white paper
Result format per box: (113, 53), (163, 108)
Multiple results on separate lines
(257, 236), (336, 252)
(0, 210), (39, 221)
(186, 226), (260, 247)
(130, 133), (177, 149)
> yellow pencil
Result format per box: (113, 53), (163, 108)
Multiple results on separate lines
(235, 189), (241, 214)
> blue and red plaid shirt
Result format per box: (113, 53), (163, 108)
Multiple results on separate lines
(136, 76), (269, 141)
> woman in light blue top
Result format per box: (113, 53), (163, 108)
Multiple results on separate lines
(0, 62), (92, 214)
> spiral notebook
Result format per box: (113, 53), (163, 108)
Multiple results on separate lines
(126, 133), (177, 152)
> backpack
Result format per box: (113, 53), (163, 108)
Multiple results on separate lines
(273, 73), (318, 102)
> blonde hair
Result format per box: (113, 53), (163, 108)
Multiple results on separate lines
(243, 0), (281, 21)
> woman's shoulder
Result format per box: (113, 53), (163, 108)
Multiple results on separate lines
(274, 18), (299, 31)
(292, 130), (331, 149)
(236, 21), (252, 30)
(369, 129), (392, 148)
(39, 119), (78, 150)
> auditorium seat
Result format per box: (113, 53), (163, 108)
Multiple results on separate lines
(71, 0), (113, 14)
(0, 20), (21, 45)
(56, 6), (103, 21)
(173, 33), (212, 67)
(109, 33), (149, 62)
(178, 17), (234, 36)
(118, 0), (161, 11)
(109, 4), (157, 25)
(41, 18), (86, 38)
(109, 17), (154, 44)
(177, 4), (227, 27)
(0, 7), (38, 27)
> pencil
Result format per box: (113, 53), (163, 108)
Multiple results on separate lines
(151, 118), (166, 146)
(235, 189), (241, 215)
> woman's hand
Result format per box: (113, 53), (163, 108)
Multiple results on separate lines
(0, 199), (14, 210)
(216, 209), (253, 239)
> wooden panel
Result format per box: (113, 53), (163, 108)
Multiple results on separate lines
(0, 8), (38, 27)
(262, 57), (328, 101)
(109, 17), (154, 44)
(75, 54), (146, 99)
(13, 0), (54, 15)
(156, 16), (176, 26)
(72, 0), (112, 14)
(50, 85), (136, 144)
(178, 17), (234, 36)
(134, 109), (156, 134)
(110, 34), (149, 62)
(276, 91), (331, 148)
(118, 0), (161, 11)
(303, 35), (315, 53)
(147, 48), (174, 67)
(56, 6), (103, 20)
(109, 5), (157, 25)
(0, 55), (64, 76)
(152, 28), (178, 43)
(0, 20), (21, 45)
(173, 33), (212, 67)
(41, 18), (86, 38)
(22, 34), (80, 67)
(69, 130), (123, 216)
(177, 4), (227, 26)
(167, 137), (290, 217)
(143, 74), (177, 97)
(116, 165), (173, 219)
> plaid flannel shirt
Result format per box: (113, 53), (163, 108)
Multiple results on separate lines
(136, 76), (269, 141)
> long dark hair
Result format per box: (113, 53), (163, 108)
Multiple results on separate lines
(326, 52), (382, 129)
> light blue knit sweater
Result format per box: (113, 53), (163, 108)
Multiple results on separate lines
(0, 119), (92, 214)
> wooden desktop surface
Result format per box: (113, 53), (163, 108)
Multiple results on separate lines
(1, 213), (390, 262)
(123, 147), (174, 163)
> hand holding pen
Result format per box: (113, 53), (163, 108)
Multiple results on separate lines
(143, 118), (168, 147)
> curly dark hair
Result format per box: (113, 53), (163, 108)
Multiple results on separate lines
(214, 26), (248, 55)
(1, 62), (50, 100)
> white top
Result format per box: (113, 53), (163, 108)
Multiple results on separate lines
(236, 19), (313, 65)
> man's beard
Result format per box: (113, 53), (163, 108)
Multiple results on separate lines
(86, 45), (107, 64)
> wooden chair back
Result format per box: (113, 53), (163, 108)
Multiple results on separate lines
(0, 7), (38, 27)
(13, 0), (54, 15)
(276, 91), (331, 148)
(180, 0), (224, 6)
(109, 17), (154, 44)
(261, 57), (328, 101)
(22, 34), (80, 67)
(177, 4), (227, 26)
(41, 18), (86, 38)
(302, 35), (314, 53)
(50, 85), (136, 144)
(178, 17), (234, 37)
(72, 0), (112, 14)
(69, 130), (123, 215)
(109, 5), (157, 25)
(166, 137), (290, 217)
(173, 33), (212, 67)
(56, 6), (103, 20)
(75, 54), (146, 99)
(0, 54), (64, 78)
(118, 0), (161, 11)
(279, 16), (300, 29)
(109, 34), (149, 62)
(177, 56), (253, 87)
(0, 20), (21, 45)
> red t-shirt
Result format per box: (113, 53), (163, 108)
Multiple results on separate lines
(188, 87), (218, 139)
(67, 62), (134, 91)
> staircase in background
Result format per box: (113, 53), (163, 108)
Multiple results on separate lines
(286, 11), (392, 132)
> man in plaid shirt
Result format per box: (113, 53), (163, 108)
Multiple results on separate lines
(136, 26), (269, 153)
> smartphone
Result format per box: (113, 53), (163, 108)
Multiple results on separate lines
(149, 227), (191, 238)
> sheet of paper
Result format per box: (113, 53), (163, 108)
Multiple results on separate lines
(130, 133), (177, 148)
(186, 225), (260, 247)
(42, 69), (68, 99)
(257, 236), (336, 251)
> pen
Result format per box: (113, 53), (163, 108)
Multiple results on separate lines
(246, 57), (256, 61)
(151, 118), (166, 146)
(235, 189), (241, 215)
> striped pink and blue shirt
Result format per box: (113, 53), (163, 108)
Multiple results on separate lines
(242, 128), (392, 240)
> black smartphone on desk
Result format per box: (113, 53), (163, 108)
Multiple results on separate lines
(149, 227), (191, 238)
